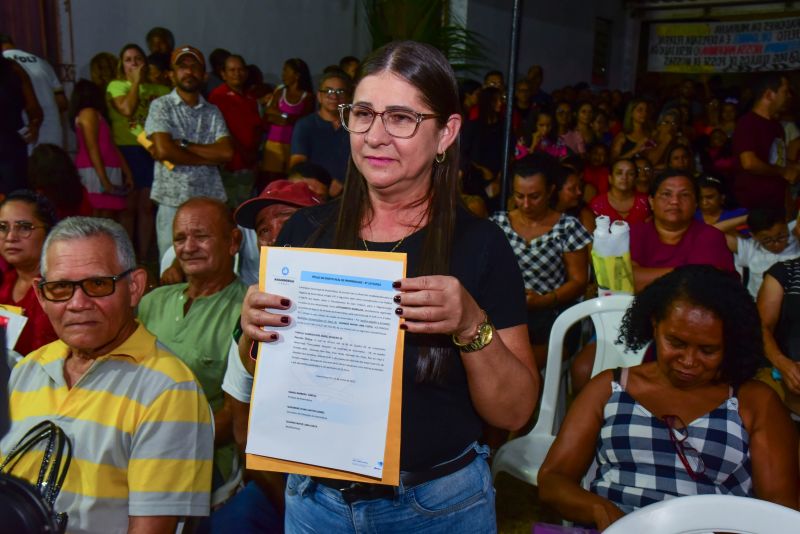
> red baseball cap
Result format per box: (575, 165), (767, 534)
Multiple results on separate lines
(234, 180), (322, 229)
(170, 45), (205, 68)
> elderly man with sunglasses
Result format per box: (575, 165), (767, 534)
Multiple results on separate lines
(0, 217), (213, 534)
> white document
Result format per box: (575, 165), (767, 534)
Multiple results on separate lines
(247, 247), (405, 478)
(0, 307), (28, 351)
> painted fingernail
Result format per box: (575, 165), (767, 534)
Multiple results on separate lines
(395, 307), (403, 315)
(280, 316), (290, 324)
(249, 341), (258, 360)
(393, 295), (401, 304)
(270, 333), (278, 341)
(280, 298), (291, 307)
(392, 281), (401, 289)
(399, 323), (408, 330)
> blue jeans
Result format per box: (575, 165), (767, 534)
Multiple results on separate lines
(285, 443), (496, 533)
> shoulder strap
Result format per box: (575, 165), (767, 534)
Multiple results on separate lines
(612, 366), (622, 383)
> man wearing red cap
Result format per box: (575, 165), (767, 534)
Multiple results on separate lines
(145, 45), (233, 260)
(233, 179), (323, 286)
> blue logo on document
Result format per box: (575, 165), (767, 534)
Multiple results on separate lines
(281, 266), (290, 276)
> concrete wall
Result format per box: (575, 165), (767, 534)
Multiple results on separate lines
(466, 0), (632, 91)
(69, 0), (372, 84)
(67, 0), (632, 90)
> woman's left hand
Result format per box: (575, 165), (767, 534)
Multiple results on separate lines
(394, 275), (483, 340)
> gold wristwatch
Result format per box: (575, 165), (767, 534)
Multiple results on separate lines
(452, 310), (494, 353)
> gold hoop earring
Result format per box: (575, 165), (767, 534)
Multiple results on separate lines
(435, 152), (446, 164)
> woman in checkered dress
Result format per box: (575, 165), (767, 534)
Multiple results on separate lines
(489, 153), (592, 369)
(538, 265), (797, 530)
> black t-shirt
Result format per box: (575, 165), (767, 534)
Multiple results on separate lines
(766, 258), (800, 362)
(276, 201), (526, 470)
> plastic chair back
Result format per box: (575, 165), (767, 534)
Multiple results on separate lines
(491, 295), (639, 486)
(603, 494), (800, 534)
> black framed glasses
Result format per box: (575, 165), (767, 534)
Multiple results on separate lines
(338, 104), (438, 139)
(319, 88), (347, 98)
(0, 221), (47, 239)
(38, 269), (134, 302)
(758, 233), (790, 247)
(662, 414), (706, 481)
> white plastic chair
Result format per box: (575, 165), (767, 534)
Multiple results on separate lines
(603, 494), (800, 534)
(491, 295), (643, 486)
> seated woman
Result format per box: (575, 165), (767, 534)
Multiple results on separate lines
(541, 265), (798, 530)
(630, 169), (734, 292)
(695, 175), (747, 233)
(490, 154), (591, 368)
(555, 159), (595, 233)
(589, 158), (651, 225)
(0, 190), (59, 359)
(759, 256), (800, 414)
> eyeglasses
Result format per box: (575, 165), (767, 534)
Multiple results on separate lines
(662, 414), (706, 481)
(319, 88), (347, 98)
(338, 104), (438, 139)
(38, 269), (134, 302)
(758, 233), (789, 247)
(0, 221), (47, 239)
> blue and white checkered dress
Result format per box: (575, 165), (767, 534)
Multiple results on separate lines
(590, 369), (753, 513)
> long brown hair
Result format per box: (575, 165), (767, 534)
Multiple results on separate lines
(328, 41), (462, 382)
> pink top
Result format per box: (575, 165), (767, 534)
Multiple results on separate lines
(74, 110), (122, 170)
(267, 87), (309, 144)
(589, 192), (651, 225)
(630, 219), (735, 272)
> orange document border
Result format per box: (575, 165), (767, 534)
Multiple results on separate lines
(246, 246), (406, 485)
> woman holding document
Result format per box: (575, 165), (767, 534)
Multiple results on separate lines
(240, 41), (540, 532)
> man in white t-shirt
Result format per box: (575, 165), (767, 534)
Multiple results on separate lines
(1, 34), (66, 148)
(727, 208), (800, 297)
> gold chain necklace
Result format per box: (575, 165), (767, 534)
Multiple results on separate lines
(362, 236), (405, 252)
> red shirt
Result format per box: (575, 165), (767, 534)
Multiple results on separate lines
(584, 166), (610, 196)
(209, 83), (264, 171)
(0, 268), (58, 356)
(589, 192), (651, 225)
(630, 219), (735, 272)
(732, 111), (787, 210)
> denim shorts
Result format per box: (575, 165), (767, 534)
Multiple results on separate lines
(285, 443), (496, 533)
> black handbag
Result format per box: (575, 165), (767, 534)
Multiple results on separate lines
(0, 420), (73, 533)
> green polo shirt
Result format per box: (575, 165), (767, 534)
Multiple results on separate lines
(137, 278), (247, 480)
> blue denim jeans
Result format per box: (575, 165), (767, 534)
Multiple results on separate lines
(285, 443), (495, 533)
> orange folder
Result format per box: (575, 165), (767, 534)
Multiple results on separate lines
(136, 131), (175, 170)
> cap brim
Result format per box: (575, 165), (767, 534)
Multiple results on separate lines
(234, 197), (306, 229)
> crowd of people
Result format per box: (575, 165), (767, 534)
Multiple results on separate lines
(1, 23), (800, 534)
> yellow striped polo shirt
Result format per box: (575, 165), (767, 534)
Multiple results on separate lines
(0, 322), (213, 534)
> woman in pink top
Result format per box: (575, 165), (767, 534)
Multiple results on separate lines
(589, 158), (651, 224)
(262, 58), (315, 176)
(69, 79), (132, 218)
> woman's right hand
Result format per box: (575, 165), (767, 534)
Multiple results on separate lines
(129, 63), (143, 85)
(240, 285), (293, 343)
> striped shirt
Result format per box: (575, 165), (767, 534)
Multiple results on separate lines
(0, 322), (213, 534)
